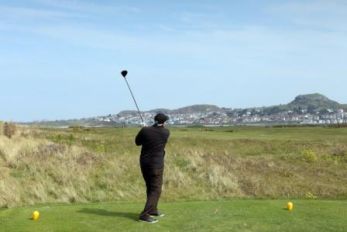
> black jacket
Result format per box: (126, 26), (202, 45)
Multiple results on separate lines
(135, 124), (170, 168)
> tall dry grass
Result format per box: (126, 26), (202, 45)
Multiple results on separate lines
(1, 126), (347, 208)
(1, 141), (149, 207)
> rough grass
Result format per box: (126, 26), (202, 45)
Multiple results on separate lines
(1, 200), (346, 232)
(1, 126), (347, 208)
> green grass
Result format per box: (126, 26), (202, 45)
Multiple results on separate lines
(1, 200), (346, 232)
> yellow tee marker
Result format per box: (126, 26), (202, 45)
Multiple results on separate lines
(287, 202), (294, 211)
(32, 211), (40, 221)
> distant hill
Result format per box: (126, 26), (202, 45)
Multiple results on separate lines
(25, 93), (346, 126)
(289, 93), (341, 110)
(172, 104), (221, 114)
(148, 108), (171, 114)
(262, 93), (345, 115)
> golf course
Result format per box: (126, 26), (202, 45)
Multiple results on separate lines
(2, 0), (347, 230)
(1, 125), (347, 231)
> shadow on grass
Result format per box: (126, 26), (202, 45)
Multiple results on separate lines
(78, 208), (138, 221)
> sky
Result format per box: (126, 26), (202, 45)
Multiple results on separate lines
(0, 0), (346, 121)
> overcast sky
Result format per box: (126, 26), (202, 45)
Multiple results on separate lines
(1, 0), (346, 121)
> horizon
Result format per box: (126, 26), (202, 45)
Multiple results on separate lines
(1, 0), (347, 121)
(23, 92), (346, 122)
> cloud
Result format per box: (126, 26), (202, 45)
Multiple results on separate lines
(27, 21), (345, 66)
(0, 6), (83, 21)
(268, 0), (347, 32)
(33, 0), (141, 14)
(1, 1), (346, 76)
(0, 0), (141, 25)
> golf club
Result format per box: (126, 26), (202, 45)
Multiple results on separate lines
(120, 70), (145, 124)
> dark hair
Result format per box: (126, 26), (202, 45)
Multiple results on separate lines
(154, 113), (169, 124)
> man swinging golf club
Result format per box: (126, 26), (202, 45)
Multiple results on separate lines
(136, 113), (170, 223)
(120, 70), (169, 223)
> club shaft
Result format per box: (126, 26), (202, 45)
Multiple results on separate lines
(123, 77), (144, 123)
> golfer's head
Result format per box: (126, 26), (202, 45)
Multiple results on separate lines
(154, 113), (169, 125)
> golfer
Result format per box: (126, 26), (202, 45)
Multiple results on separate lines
(135, 113), (170, 223)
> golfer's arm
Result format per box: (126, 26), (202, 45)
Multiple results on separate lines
(135, 130), (143, 146)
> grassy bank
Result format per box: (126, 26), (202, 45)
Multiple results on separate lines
(1, 200), (346, 232)
(0, 126), (347, 207)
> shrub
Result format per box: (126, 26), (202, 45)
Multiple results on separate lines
(3, 122), (17, 139)
(305, 191), (318, 199)
(301, 149), (318, 163)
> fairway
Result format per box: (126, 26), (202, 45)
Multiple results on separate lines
(1, 200), (346, 232)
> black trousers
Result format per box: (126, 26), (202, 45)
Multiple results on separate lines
(139, 164), (164, 219)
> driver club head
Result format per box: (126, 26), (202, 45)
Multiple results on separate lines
(121, 70), (128, 78)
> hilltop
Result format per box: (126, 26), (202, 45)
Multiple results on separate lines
(289, 93), (341, 109)
(171, 104), (222, 114)
(262, 93), (344, 115)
